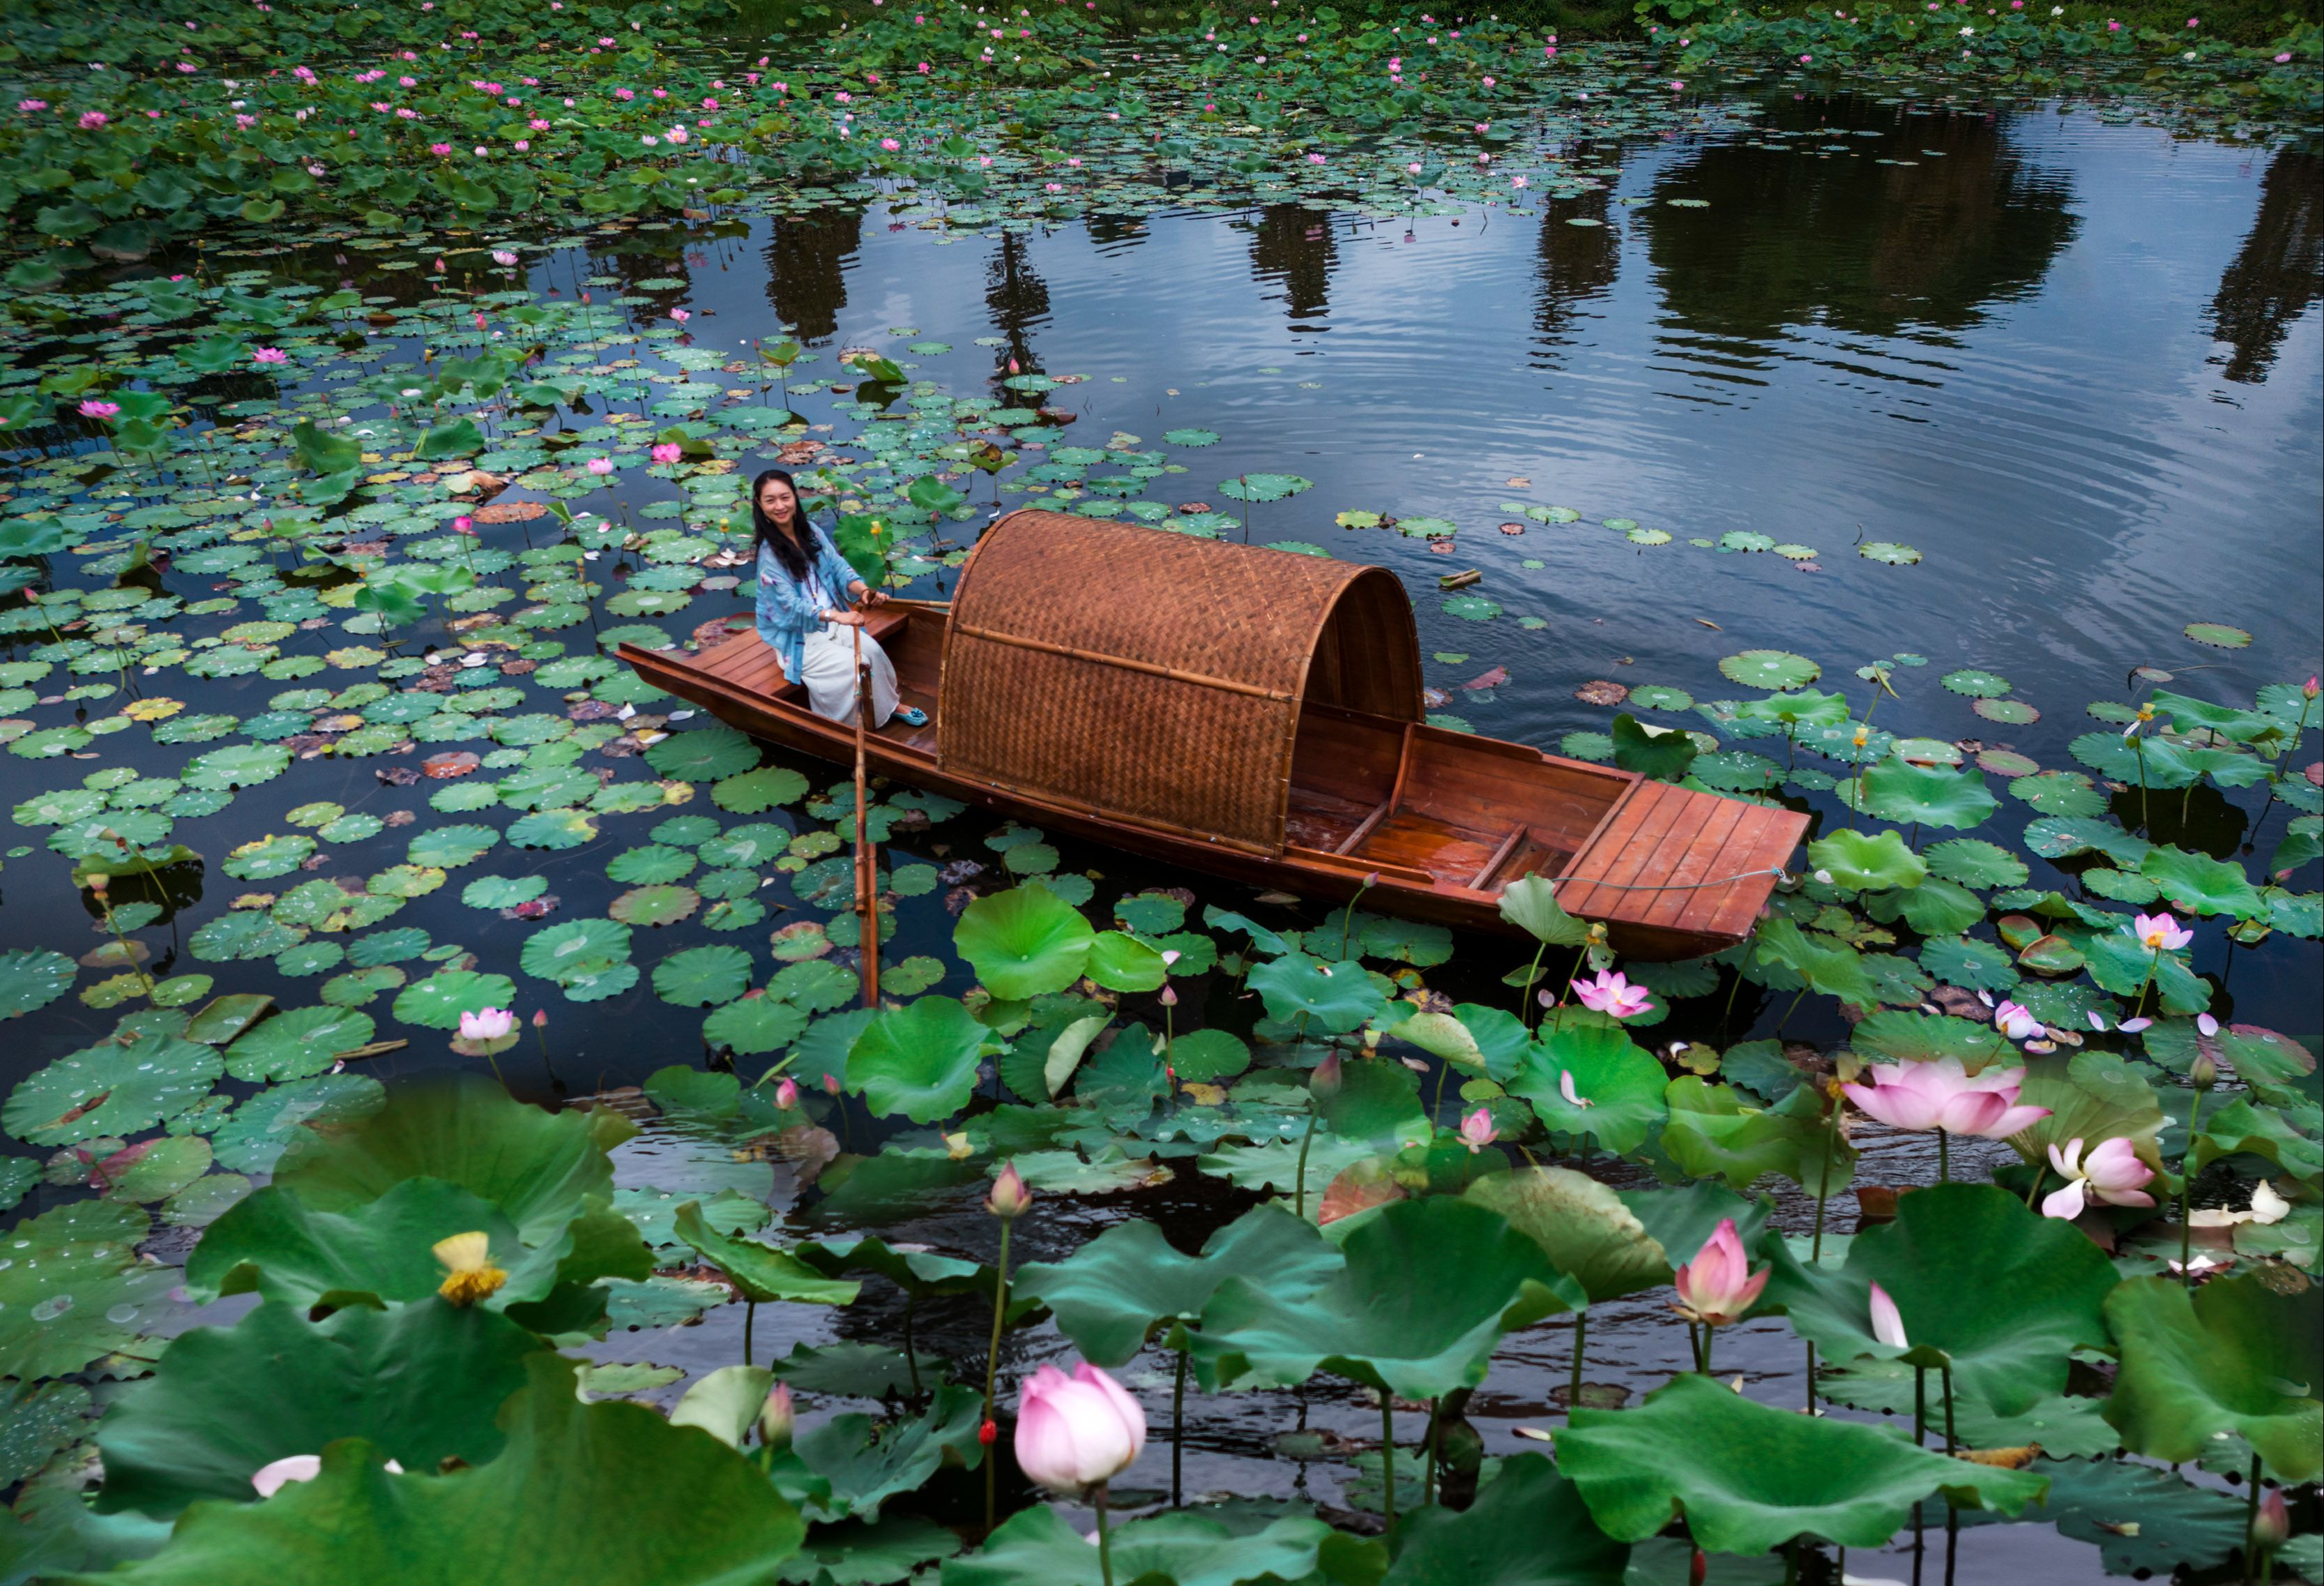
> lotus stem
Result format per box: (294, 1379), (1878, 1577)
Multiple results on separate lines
(1517, 939), (1549, 1023)
(1093, 1482), (1116, 1586)
(982, 1217), (1012, 1533)
(1423, 1397), (1441, 1508)
(2245, 1453), (2262, 1585)
(2024, 1166), (2046, 1209)
(1913, 1364), (1927, 1446)
(1337, 873), (1374, 960)
(1811, 1086), (1841, 1262)
(1379, 1393), (1397, 1530)
(2180, 1087), (2207, 1287)
(2134, 733), (2151, 829)
(1941, 1364), (1957, 1458)
(1937, 1128), (1950, 1184)
(743, 1299), (757, 1367)
(1805, 1341), (1818, 1414)
(1171, 1344), (1188, 1508)
(1569, 1311), (1588, 1409)
(902, 1297), (921, 1396)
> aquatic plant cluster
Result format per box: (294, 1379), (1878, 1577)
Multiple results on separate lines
(1, 0), (2316, 275)
(0, 208), (2314, 1579)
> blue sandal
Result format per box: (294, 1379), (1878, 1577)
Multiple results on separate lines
(894, 706), (929, 728)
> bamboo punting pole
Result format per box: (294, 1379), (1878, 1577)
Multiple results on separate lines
(852, 622), (881, 1009)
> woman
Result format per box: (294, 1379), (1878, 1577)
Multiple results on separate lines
(750, 469), (927, 729)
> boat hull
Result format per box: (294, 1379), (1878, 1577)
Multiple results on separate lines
(619, 620), (1802, 961)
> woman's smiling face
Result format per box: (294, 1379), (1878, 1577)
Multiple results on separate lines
(757, 476), (798, 523)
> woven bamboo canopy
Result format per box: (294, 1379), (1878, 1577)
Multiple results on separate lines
(937, 511), (1423, 852)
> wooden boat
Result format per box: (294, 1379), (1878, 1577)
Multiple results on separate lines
(618, 511), (1806, 959)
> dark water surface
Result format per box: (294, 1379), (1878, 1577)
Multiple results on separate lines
(3, 86), (2318, 1585)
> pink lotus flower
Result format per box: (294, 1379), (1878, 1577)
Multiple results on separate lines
(651, 442), (683, 465)
(1459, 1107), (1498, 1152)
(459, 1007), (515, 1043)
(452, 515), (475, 536)
(2041, 1137), (2156, 1220)
(492, 249), (518, 266)
(1015, 1361), (1144, 1492)
(1867, 1280), (1908, 1347)
(586, 457), (614, 476)
(665, 126), (688, 144)
(775, 1076), (799, 1109)
(1671, 1218), (1767, 1326)
(78, 399), (121, 421)
(669, 308), (690, 323)
(2134, 912), (2193, 951)
(1557, 1069), (1594, 1109)
(252, 347), (287, 365)
(79, 111), (109, 129)
(1841, 1057), (2051, 1139)
(250, 1454), (322, 1496)
(1573, 969), (1652, 1019)
(1993, 999), (2042, 1041)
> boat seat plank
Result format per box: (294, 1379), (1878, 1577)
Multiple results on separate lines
(1466, 825), (1527, 891)
(1349, 810), (1496, 886)
(1332, 794), (1397, 856)
(1286, 785), (1376, 852)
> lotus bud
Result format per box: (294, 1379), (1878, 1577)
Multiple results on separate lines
(1867, 1279), (1908, 1347)
(2191, 1051), (2217, 1091)
(978, 1417), (998, 1446)
(533, 1009), (547, 1027)
(2196, 1013), (2219, 1037)
(86, 872), (109, 896)
(759, 1381), (794, 1450)
(823, 1072), (842, 1096)
(2251, 1486), (2288, 1556)
(775, 1077), (799, 1110)
(1310, 1050), (1343, 1100)
(2305, 674), (2320, 700)
(985, 1161), (1031, 1220)
(1158, 983), (1178, 1007)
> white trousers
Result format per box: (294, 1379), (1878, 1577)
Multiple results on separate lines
(798, 622), (899, 727)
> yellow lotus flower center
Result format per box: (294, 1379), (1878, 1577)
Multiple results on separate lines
(432, 1230), (508, 1308)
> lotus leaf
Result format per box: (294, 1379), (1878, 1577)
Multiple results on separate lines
(792, 1385), (983, 1523)
(1464, 1168), (1671, 1305)
(1190, 1195), (1582, 1398)
(4, 1032), (222, 1147)
(945, 1500), (1339, 1586)
(953, 884), (1095, 999)
(271, 1074), (629, 1245)
(0, 949), (77, 1020)
(1015, 1204), (1342, 1366)
(849, 997), (988, 1123)
(644, 724), (760, 782)
(224, 1007), (376, 1083)
(1381, 1453), (1629, 1586)
(672, 1202), (860, 1308)
(1247, 953), (1386, 1032)
(653, 944), (754, 1006)
(1555, 1373), (2045, 1554)
(1498, 873), (1590, 946)
(1511, 1022), (1667, 1154)
(0, 1201), (165, 1380)
(96, 1300), (543, 1518)
(2140, 844), (2268, 919)
(390, 970), (518, 1031)
(701, 996), (810, 1057)
(1765, 1184), (2117, 1415)
(77, 1357), (804, 1585)
(1806, 829), (1925, 891)
(1850, 760), (1996, 831)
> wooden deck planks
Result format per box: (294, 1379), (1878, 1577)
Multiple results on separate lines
(1636, 795), (1751, 931)
(1558, 780), (1683, 919)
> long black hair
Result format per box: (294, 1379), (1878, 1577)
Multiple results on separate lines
(750, 468), (814, 584)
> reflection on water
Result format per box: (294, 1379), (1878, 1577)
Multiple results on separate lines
(763, 204), (864, 342)
(1644, 98), (2079, 358)
(2208, 148), (2323, 385)
(1243, 204), (1339, 330)
(1533, 162), (1620, 355)
(986, 229), (1053, 379)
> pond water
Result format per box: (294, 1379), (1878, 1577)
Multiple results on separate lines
(1, 77), (2316, 1586)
